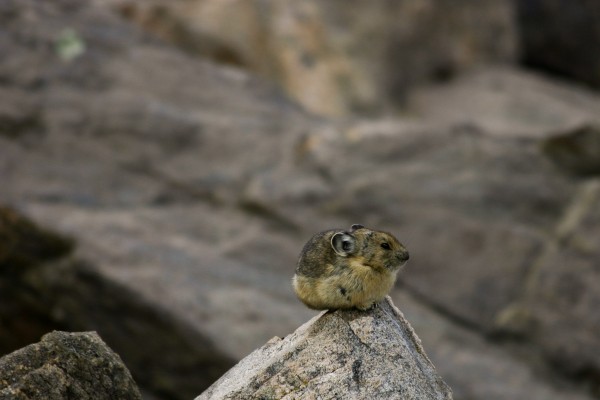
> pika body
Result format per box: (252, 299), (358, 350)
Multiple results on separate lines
(293, 224), (409, 310)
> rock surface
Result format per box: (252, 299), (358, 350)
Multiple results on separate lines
(407, 67), (600, 136)
(197, 297), (452, 400)
(1, 0), (599, 399)
(0, 0), (315, 398)
(109, 0), (516, 116)
(19, 233), (314, 400)
(0, 331), (141, 400)
(249, 108), (577, 332)
(496, 180), (600, 384)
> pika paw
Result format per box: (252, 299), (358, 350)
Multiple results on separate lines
(292, 224), (409, 310)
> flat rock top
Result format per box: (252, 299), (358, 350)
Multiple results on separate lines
(197, 297), (452, 400)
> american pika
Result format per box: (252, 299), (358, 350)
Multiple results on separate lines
(293, 224), (409, 310)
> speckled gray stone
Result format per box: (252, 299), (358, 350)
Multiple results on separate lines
(197, 296), (452, 400)
(0, 331), (141, 400)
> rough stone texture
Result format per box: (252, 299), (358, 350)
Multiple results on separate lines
(517, 0), (600, 88)
(1, 0), (600, 399)
(107, 0), (516, 116)
(495, 180), (600, 391)
(197, 297), (452, 400)
(0, 331), (141, 400)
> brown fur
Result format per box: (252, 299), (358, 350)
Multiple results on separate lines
(293, 225), (409, 310)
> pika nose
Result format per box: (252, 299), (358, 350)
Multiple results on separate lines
(397, 251), (409, 263)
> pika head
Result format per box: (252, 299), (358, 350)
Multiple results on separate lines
(293, 224), (409, 310)
(331, 224), (409, 272)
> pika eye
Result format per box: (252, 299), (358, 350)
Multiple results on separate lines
(381, 242), (391, 250)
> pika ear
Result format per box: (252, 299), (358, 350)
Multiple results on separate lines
(351, 224), (364, 231)
(331, 232), (357, 257)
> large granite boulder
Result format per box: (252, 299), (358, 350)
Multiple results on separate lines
(496, 180), (600, 389)
(0, 331), (141, 400)
(107, 0), (516, 116)
(1, 0), (599, 399)
(245, 113), (576, 331)
(197, 297), (452, 400)
(0, 1), (316, 399)
(241, 69), (600, 396)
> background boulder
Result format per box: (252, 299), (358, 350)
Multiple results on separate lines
(1, 0), (599, 399)
(106, 0), (516, 116)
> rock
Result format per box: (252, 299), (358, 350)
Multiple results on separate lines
(393, 290), (595, 400)
(0, 0), (315, 210)
(240, 73), (600, 395)
(19, 229), (314, 400)
(517, 0), (600, 88)
(0, 331), (141, 400)
(108, 0), (516, 116)
(196, 297), (452, 400)
(496, 180), (600, 390)
(1, 0), (600, 398)
(250, 117), (577, 331)
(407, 67), (600, 136)
(0, 0), (317, 398)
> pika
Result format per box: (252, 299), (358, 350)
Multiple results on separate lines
(292, 224), (409, 310)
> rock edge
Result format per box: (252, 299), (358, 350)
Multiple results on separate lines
(197, 296), (452, 400)
(0, 331), (141, 400)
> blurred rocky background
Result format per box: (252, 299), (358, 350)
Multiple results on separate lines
(1, 0), (599, 399)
